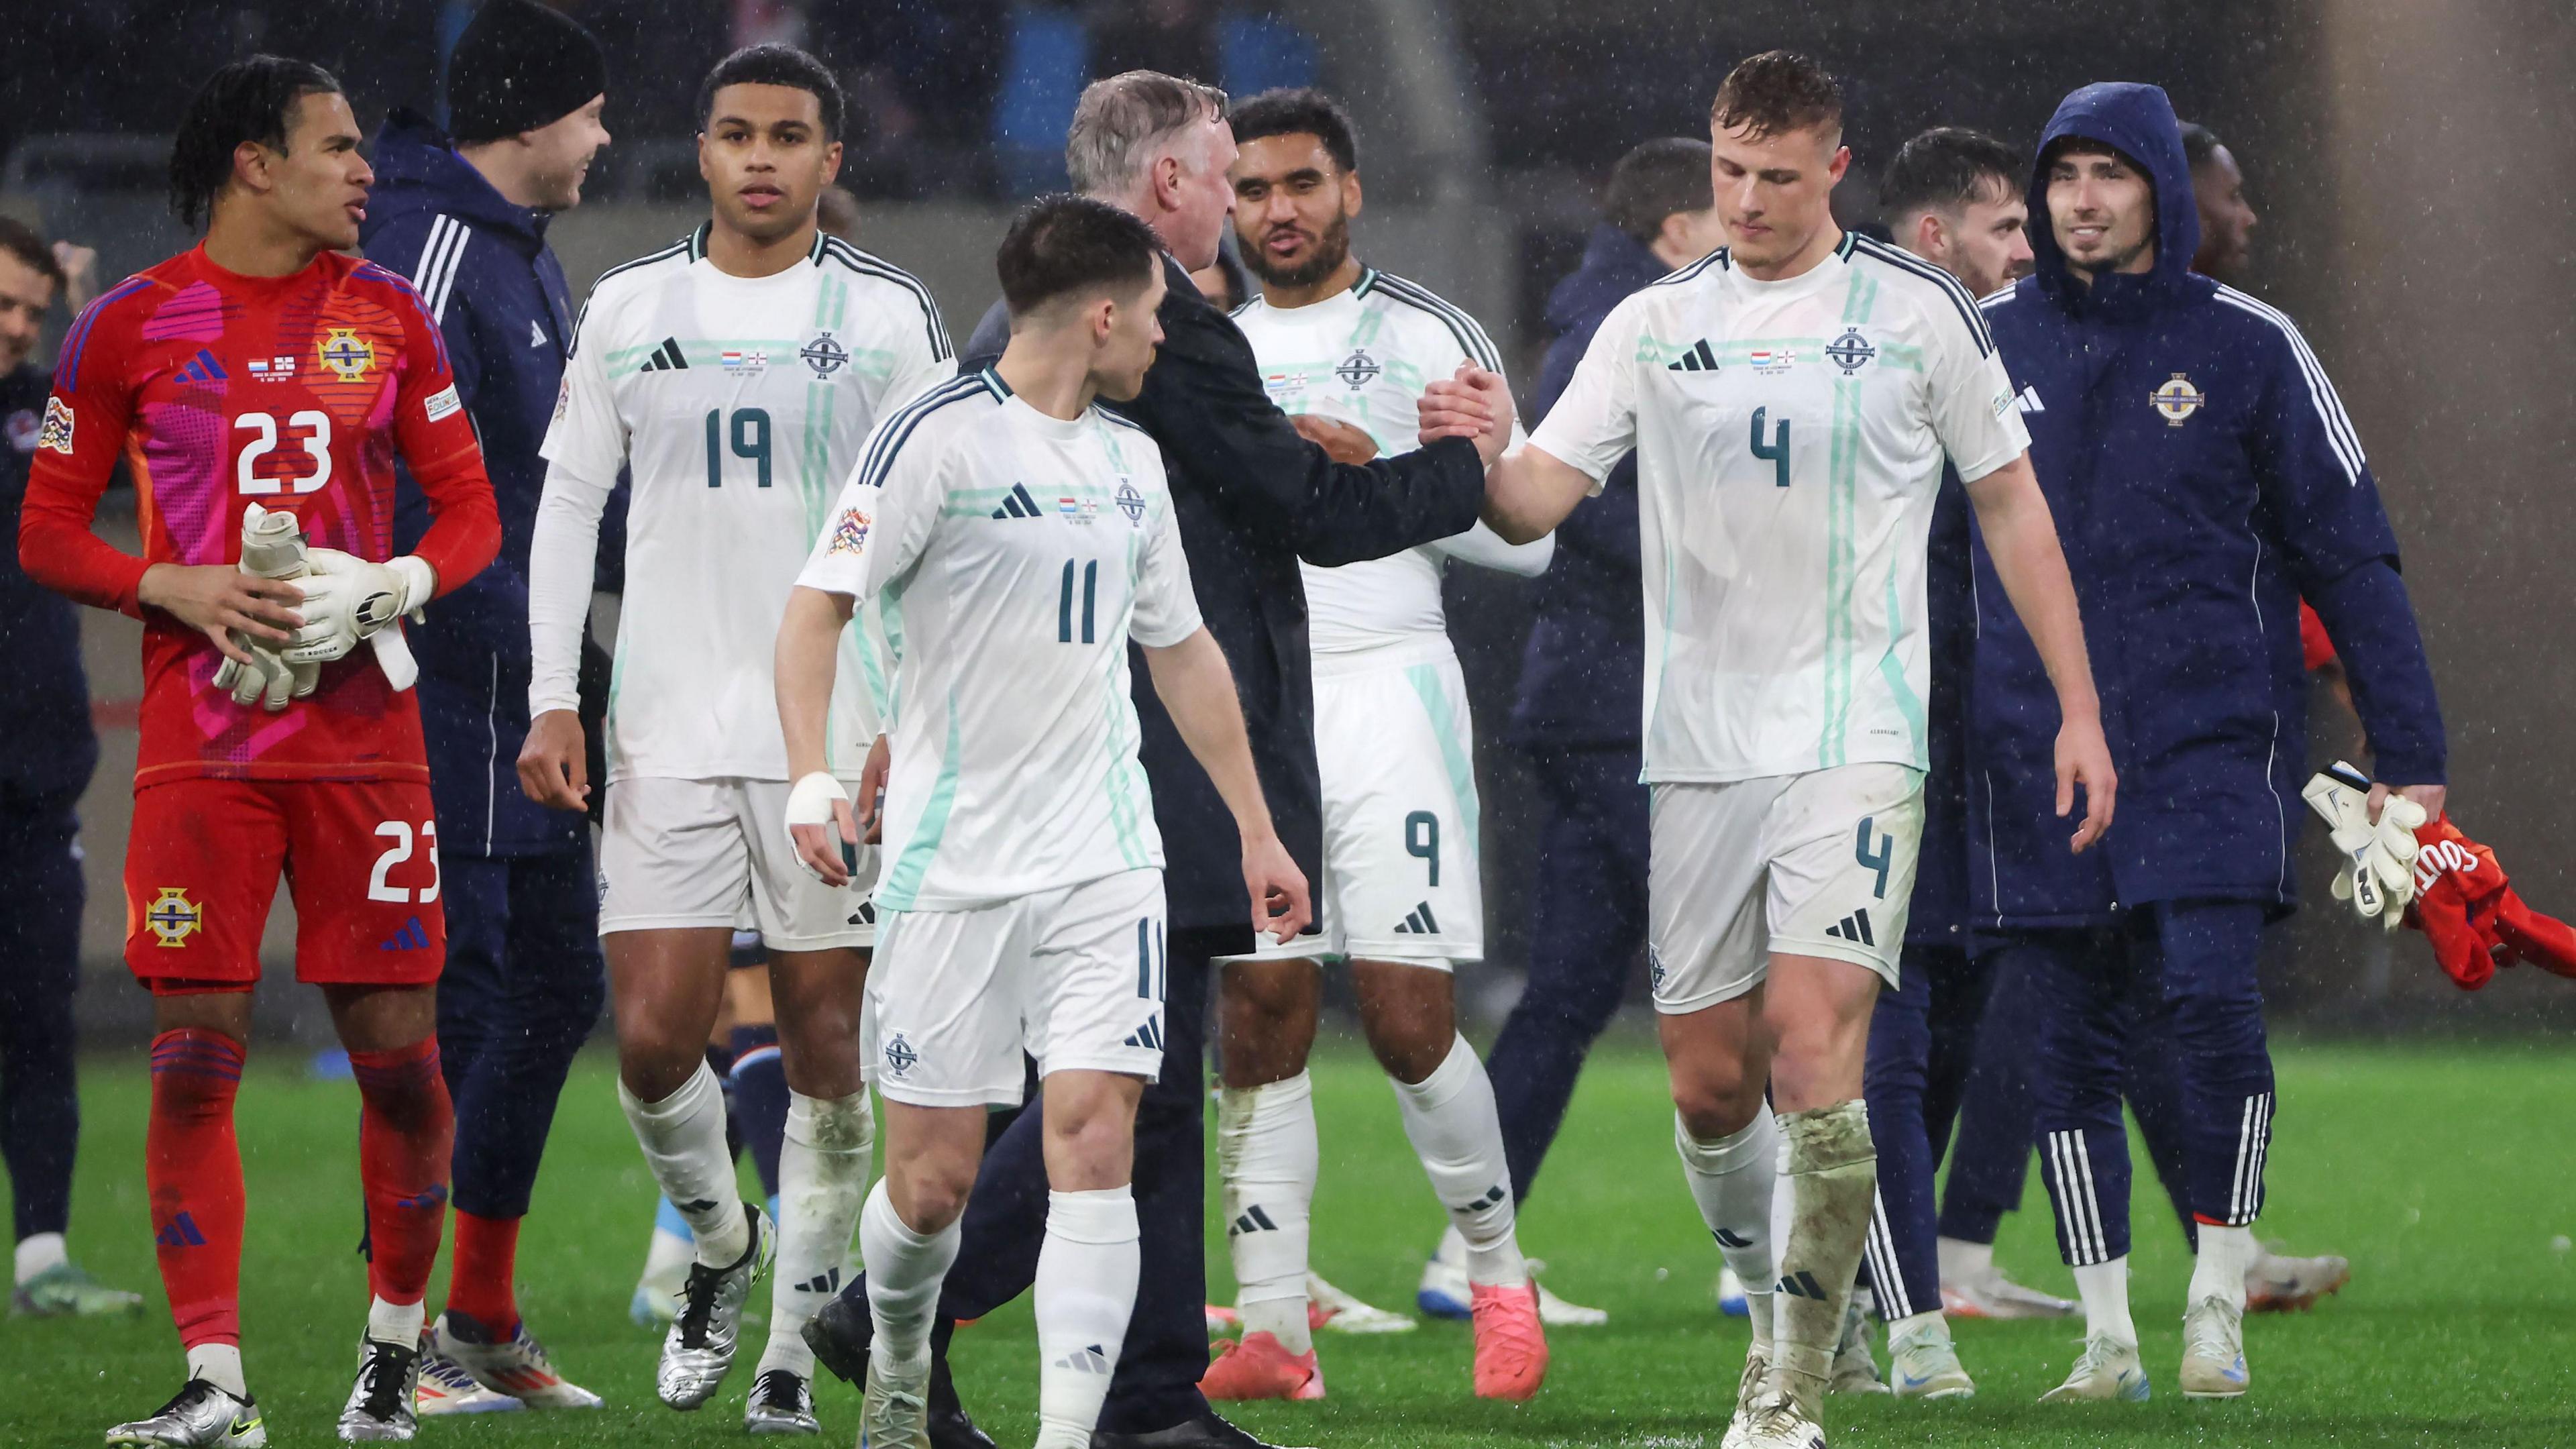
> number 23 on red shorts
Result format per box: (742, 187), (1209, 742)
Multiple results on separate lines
(123, 777), (445, 991)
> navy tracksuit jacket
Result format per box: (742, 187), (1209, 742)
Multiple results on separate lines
(361, 111), (610, 1221)
(1972, 83), (2443, 1261)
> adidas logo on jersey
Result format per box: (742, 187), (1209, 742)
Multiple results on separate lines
(639, 337), (688, 372)
(1230, 1205), (1280, 1238)
(991, 482), (1044, 519)
(2015, 384), (2045, 413)
(1824, 909), (1876, 947)
(1122, 1015), (1165, 1051)
(176, 348), (227, 385)
(1667, 339), (1720, 372)
(1393, 901), (1441, 934)
(378, 916), (432, 951)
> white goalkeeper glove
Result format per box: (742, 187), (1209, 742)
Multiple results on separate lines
(2302, 760), (2429, 931)
(211, 501), (318, 712)
(784, 771), (859, 883)
(288, 549), (434, 689)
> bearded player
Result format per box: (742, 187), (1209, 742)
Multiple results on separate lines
(1204, 87), (1556, 1404)
(21, 57), (499, 1445)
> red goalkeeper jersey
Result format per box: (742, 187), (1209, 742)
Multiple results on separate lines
(20, 245), (498, 786)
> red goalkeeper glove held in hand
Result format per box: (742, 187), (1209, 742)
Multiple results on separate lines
(2405, 816), (2576, 987)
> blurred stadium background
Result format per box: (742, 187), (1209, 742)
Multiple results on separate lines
(5, 0), (2573, 1042)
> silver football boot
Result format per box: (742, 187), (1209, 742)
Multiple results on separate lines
(105, 1381), (267, 1447)
(744, 1367), (821, 1434)
(657, 1203), (775, 1410)
(336, 1336), (423, 1441)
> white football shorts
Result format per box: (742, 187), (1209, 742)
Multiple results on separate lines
(598, 776), (878, 951)
(864, 867), (1168, 1108)
(1222, 645), (1483, 972)
(1646, 763), (1924, 1013)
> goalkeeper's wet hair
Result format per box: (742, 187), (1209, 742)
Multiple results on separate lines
(168, 55), (343, 230)
(996, 195), (1163, 320)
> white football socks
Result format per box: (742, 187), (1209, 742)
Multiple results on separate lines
(187, 1342), (248, 1399)
(860, 1181), (961, 1377)
(2188, 1222), (2259, 1312)
(2073, 1256), (2137, 1345)
(1773, 1101), (1878, 1410)
(760, 1090), (875, 1378)
(1217, 1073), (1316, 1353)
(14, 1231), (66, 1285)
(619, 1061), (749, 1266)
(1034, 1187), (1140, 1449)
(365, 1295), (425, 1348)
(1674, 1104), (1778, 1346)
(1391, 1033), (1525, 1288)
(1935, 1236), (1993, 1285)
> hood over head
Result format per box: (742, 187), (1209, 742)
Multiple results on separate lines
(2027, 82), (2204, 313)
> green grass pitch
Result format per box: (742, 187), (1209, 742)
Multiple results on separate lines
(5, 1037), (2572, 1446)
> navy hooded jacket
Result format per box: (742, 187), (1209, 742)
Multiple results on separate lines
(364, 110), (615, 857)
(1968, 83), (2443, 927)
(1509, 224), (1654, 749)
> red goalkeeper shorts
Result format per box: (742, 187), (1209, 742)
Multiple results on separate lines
(123, 777), (446, 992)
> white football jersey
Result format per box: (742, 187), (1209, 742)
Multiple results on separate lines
(1530, 232), (2028, 783)
(533, 225), (953, 782)
(1232, 268), (1536, 655)
(796, 368), (1202, 912)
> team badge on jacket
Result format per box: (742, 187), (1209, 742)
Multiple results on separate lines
(2151, 373), (2205, 425)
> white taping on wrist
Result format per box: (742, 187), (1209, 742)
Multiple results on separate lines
(784, 771), (853, 881)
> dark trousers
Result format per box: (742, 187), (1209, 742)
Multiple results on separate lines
(1861, 943), (1995, 1318)
(2005, 902), (2275, 1267)
(933, 925), (1226, 1433)
(1937, 949), (2197, 1250)
(434, 849), (606, 1220)
(1485, 743), (1648, 1204)
(0, 788), (84, 1243)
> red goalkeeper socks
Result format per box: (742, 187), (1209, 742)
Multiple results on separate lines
(147, 1028), (248, 1349)
(349, 1038), (454, 1312)
(445, 1209), (522, 1335)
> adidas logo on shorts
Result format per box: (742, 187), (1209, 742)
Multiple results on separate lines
(1824, 908), (1876, 947)
(1392, 901), (1441, 934)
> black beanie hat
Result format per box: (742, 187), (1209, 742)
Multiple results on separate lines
(446, 0), (608, 145)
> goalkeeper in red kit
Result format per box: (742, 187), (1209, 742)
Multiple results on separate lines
(19, 57), (499, 1446)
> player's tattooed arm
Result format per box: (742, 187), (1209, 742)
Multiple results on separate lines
(1141, 626), (1313, 945)
(1964, 451), (2117, 852)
